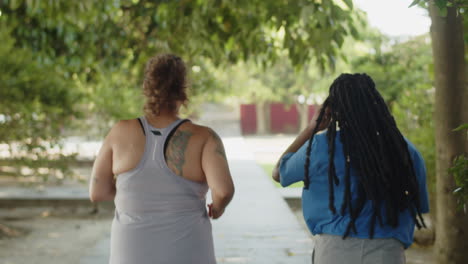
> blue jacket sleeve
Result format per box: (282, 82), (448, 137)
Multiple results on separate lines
(407, 140), (430, 213)
(279, 138), (316, 187)
(413, 149), (430, 213)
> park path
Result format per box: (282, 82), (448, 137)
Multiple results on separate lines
(80, 104), (313, 263)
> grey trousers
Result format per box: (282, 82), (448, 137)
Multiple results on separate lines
(312, 234), (406, 264)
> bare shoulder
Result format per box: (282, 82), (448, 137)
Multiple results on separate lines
(178, 121), (216, 140)
(107, 119), (142, 141)
(186, 124), (226, 159)
(113, 119), (140, 130)
(177, 122), (225, 153)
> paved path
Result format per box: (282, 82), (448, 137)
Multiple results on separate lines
(80, 113), (313, 263)
(1, 102), (434, 263)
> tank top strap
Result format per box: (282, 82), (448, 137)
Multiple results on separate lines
(161, 119), (191, 144)
(139, 116), (160, 150)
(138, 116), (151, 136)
(153, 119), (187, 159)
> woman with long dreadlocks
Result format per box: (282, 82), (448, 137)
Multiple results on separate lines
(273, 73), (429, 264)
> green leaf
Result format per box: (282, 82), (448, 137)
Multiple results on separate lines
(409, 0), (421, 8)
(435, 0), (448, 10)
(438, 6), (448, 17)
(9, 0), (22, 10)
(453, 123), (468, 131)
(343, 0), (353, 10)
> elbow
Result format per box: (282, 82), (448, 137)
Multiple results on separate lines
(223, 187), (235, 202)
(89, 192), (103, 203)
(214, 186), (234, 203)
(229, 186), (235, 200)
(272, 173), (280, 183)
(272, 167), (281, 183)
(89, 190), (115, 203)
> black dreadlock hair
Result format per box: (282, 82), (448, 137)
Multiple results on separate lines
(303, 73), (426, 239)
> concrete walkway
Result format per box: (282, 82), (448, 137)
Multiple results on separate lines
(0, 103), (435, 263)
(0, 103), (313, 263)
(80, 122), (313, 263)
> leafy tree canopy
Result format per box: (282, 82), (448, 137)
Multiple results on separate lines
(0, 0), (363, 180)
(0, 0), (362, 70)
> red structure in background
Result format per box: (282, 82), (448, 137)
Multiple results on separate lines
(269, 103), (299, 134)
(240, 104), (257, 134)
(240, 103), (318, 135)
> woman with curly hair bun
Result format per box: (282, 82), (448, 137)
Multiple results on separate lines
(89, 54), (234, 264)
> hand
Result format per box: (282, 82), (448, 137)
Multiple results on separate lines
(310, 104), (331, 131)
(207, 203), (224, 219)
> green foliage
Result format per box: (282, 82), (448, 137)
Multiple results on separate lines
(353, 34), (436, 196)
(452, 155), (468, 210)
(454, 123), (468, 131)
(0, 0), (364, 120)
(0, 0), (362, 70)
(392, 88), (436, 195)
(0, 25), (80, 180)
(215, 53), (349, 107)
(450, 124), (468, 211)
(410, 0), (468, 62)
(353, 35), (433, 105)
(410, 0), (468, 16)
(213, 61), (283, 104)
(0, 0), (363, 180)
(258, 58), (341, 105)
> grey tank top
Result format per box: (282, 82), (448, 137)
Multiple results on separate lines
(110, 117), (216, 264)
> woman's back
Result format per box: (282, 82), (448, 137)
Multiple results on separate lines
(89, 54), (234, 263)
(110, 116), (212, 183)
(110, 117), (216, 264)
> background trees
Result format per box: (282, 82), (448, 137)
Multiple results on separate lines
(352, 34), (436, 207)
(1, 0), (467, 262)
(0, 0), (360, 170)
(427, 2), (467, 263)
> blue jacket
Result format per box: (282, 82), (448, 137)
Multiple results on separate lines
(279, 131), (429, 248)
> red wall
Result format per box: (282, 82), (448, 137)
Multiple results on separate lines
(240, 104), (257, 135)
(269, 103), (299, 134)
(240, 103), (318, 134)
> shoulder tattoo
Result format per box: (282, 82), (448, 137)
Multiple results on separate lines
(166, 130), (193, 176)
(209, 129), (227, 160)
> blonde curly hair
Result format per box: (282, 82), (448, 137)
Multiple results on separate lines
(143, 54), (188, 116)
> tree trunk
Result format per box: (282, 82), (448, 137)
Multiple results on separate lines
(298, 103), (309, 132)
(255, 101), (270, 135)
(429, 3), (468, 263)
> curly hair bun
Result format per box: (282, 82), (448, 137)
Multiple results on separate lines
(143, 54), (188, 115)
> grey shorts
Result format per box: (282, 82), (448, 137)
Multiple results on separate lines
(312, 234), (406, 264)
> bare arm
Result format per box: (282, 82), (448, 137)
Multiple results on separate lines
(272, 105), (329, 182)
(202, 129), (234, 219)
(272, 125), (316, 182)
(89, 127), (117, 202)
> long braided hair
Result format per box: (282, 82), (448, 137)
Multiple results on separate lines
(303, 73), (426, 238)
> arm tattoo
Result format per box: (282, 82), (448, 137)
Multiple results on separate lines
(166, 130), (193, 176)
(209, 129), (227, 160)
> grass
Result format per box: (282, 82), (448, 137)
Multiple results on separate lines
(259, 163), (304, 188)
